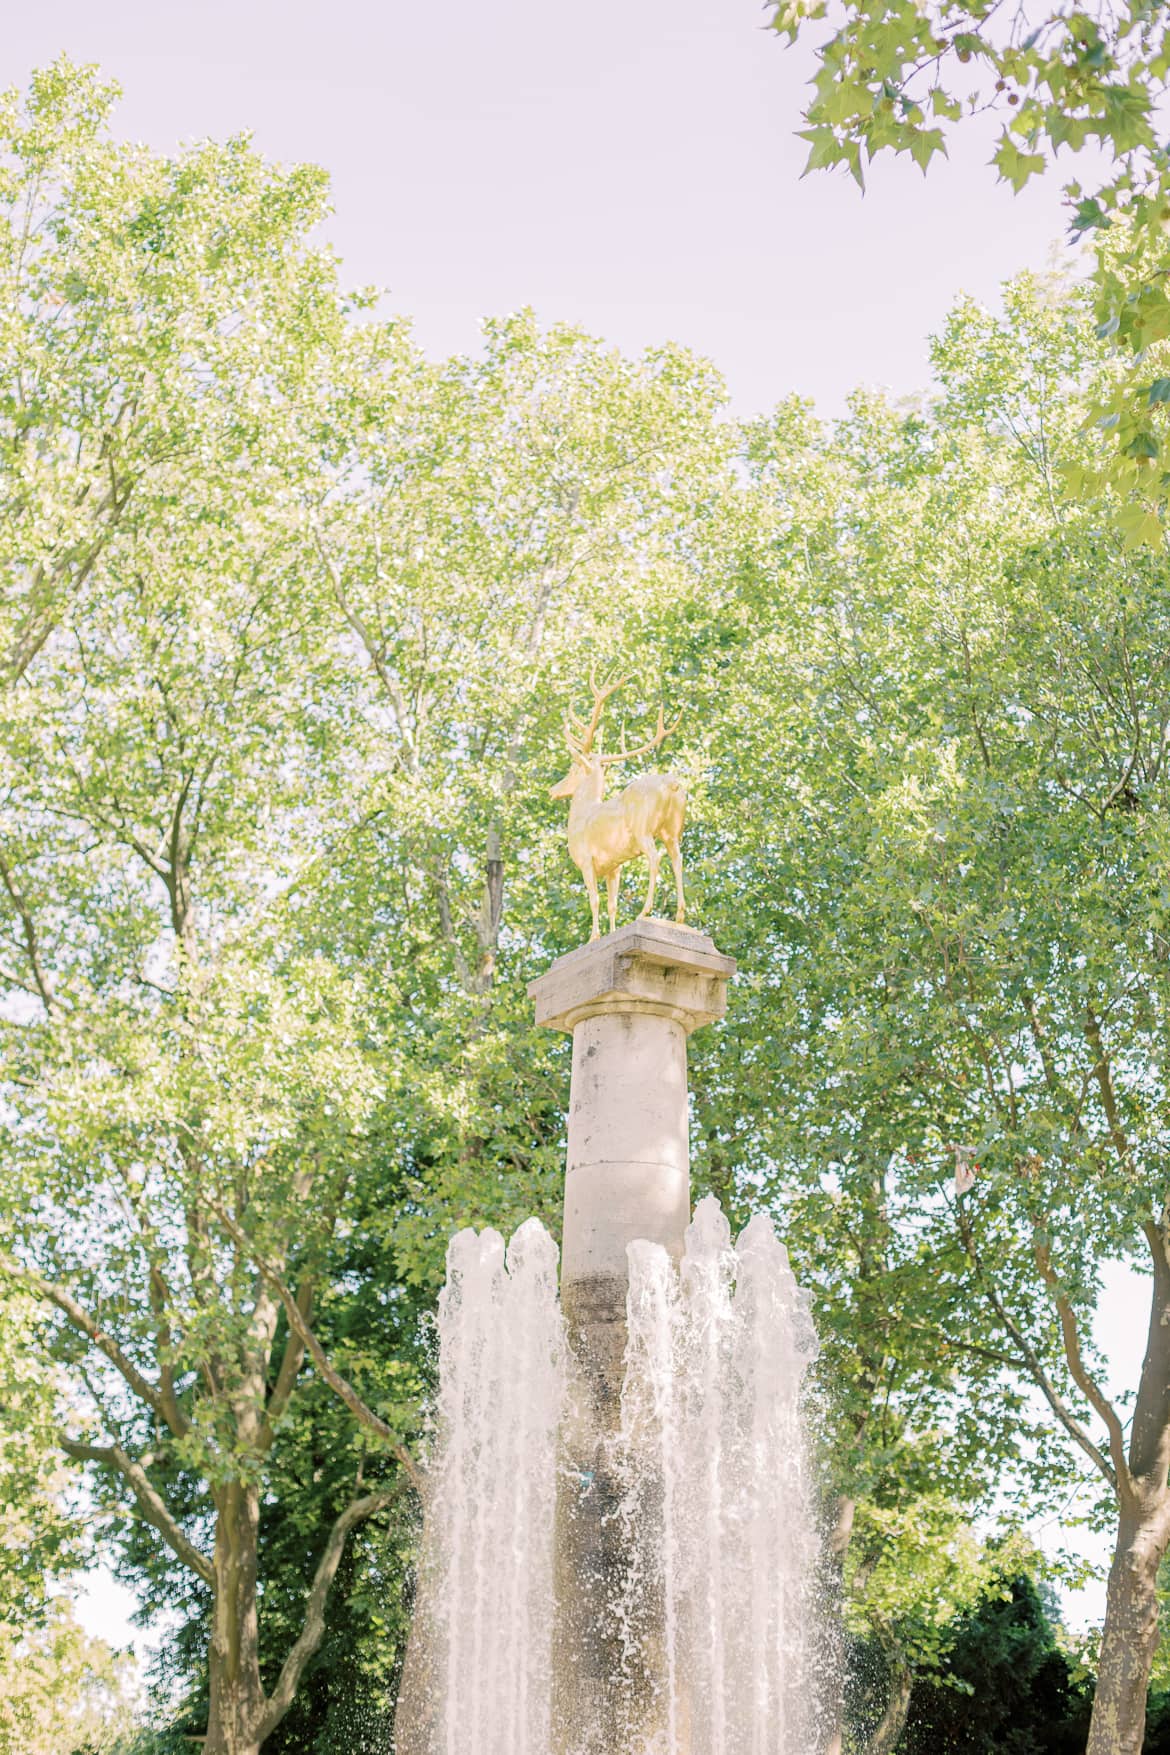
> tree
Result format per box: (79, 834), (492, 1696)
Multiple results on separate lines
(763, 0), (1170, 525)
(643, 336), (1081, 1753)
(0, 1292), (81, 1622)
(0, 62), (426, 1755)
(714, 270), (1170, 1751)
(0, 57), (329, 688)
(0, 62), (739, 1753)
(0, 1600), (142, 1755)
(841, 1505), (1039, 1754)
(898, 1573), (1090, 1754)
(296, 303), (737, 1289)
(13, 59), (1164, 1754)
(113, 1206), (431, 1750)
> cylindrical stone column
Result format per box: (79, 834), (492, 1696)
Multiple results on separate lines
(528, 919), (735, 1752)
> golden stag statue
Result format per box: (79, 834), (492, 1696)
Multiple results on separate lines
(550, 670), (686, 941)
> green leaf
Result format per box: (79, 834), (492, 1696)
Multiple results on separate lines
(1049, 113), (1089, 152)
(798, 125), (847, 173)
(910, 128), (947, 170)
(1116, 500), (1163, 546)
(993, 138), (1046, 191)
(1071, 197), (1110, 232)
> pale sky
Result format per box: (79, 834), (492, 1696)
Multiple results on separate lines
(8, 0), (1071, 414)
(7, 0), (1140, 1661)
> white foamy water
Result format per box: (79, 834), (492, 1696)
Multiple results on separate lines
(621, 1196), (823, 1755)
(424, 1217), (566, 1755)
(414, 1197), (821, 1754)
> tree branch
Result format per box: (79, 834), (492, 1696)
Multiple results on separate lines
(207, 1203), (423, 1492)
(866, 1621), (914, 1755)
(1022, 990), (1063, 1103)
(257, 1486), (397, 1740)
(0, 1251), (177, 1432)
(0, 847), (54, 1013)
(1132, 1218), (1170, 1485)
(6, 485), (128, 685)
(259, 1275), (314, 1452)
(828, 1492), (856, 1560)
(110, 1165), (189, 1439)
(902, 1318), (1029, 1373)
(431, 858), (476, 994)
(183, 1185), (224, 1400)
(310, 520), (416, 767)
(1033, 1235), (1133, 1497)
(59, 1435), (213, 1585)
(954, 1202), (1117, 1490)
(1083, 1006), (1134, 1175)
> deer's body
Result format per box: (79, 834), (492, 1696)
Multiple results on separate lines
(551, 672), (687, 940)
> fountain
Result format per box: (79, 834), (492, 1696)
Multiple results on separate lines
(395, 682), (825, 1754)
(619, 1202), (822, 1752)
(416, 1219), (565, 1755)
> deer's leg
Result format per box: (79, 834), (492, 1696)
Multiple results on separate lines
(667, 835), (685, 924)
(585, 866), (601, 941)
(606, 869), (620, 934)
(637, 837), (660, 918)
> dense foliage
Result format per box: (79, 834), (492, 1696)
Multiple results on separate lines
(892, 1575), (1091, 1753)
(0, 1600), (141, 1755)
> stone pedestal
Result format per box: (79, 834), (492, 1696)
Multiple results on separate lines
(529, 919), (735, 1751)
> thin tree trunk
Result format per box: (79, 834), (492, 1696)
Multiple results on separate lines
(1083, 1207), (1170, 1755)
(394, 1597), (437, 1755)
(1086, 1501), (1169, 1755)
(823, 1492), (856, 1755)
(205, 1482), (266, 1755)
(866, 1636), (912, 1755)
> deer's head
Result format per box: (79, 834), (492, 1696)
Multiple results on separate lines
(550, 669), (679, 799)
(549, 760), (592, 799)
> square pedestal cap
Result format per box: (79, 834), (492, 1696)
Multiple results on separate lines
(528, 918), (736, 1036)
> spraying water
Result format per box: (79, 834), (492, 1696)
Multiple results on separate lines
(417, 1218), (567, 1755)
(621, 1197), (822, 1755)
(413, 1196), (822, 1755)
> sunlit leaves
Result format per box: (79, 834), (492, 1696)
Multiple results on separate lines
(994, 140), (1046, 192)
(700, 273), (1170, 1681)
(0, 1601), (141, 1754)
(765, 0), (1170, 530)
(4, 58), (1166, 1724)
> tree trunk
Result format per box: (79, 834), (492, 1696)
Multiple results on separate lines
(866, 1637), (912, 1755)
(205, 1482), (267, 1755)
(394, 1596), (437, 1755)
(823, 1493), (856, 1755)
(1085, 1214), (1170, 1755)
(1086, 1500), (1169, 1755)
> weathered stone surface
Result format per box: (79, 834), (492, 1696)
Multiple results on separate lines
(533, 918), (734, 1754)
(528, 918), (735, 1037)
(530, 919), (736, 1296)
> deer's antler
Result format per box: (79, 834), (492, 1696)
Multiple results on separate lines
(565, 666), (630, 755)
(598, 703), (682, 766)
